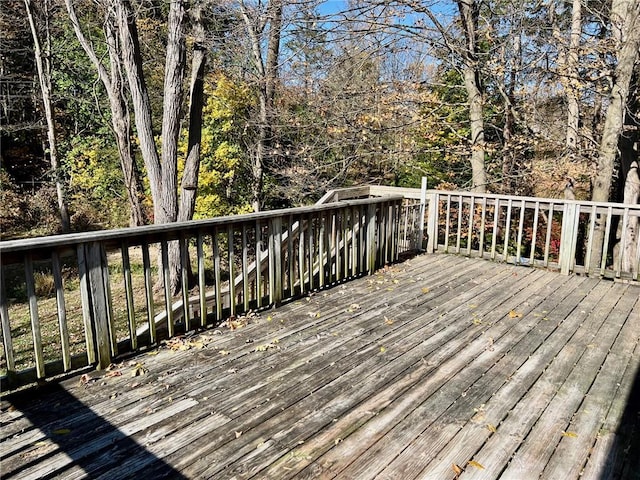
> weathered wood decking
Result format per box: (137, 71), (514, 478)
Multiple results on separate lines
(1, 254), (639, 479)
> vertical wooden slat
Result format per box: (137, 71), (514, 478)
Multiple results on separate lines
(228, 226), (236, 316)
(584, 205), (597, 274)
(77, 245), (97, 364)
(516, 200), (526, 263)
(308, 217), (314, 291)
(336, 210), (342, 281)
(51, 251), (71, 370)
(100, 246), (117, 357)
(24, 255), (45, 378)
(255, 221), (263, 308)
(271, 216), (283, 304)
(351, 206), (358, 276)
(288, 215), (295, 294)
(213, 229), (223, 319)
(444, 195), (452, 253)
(529, 202), (540, 265)
(544, 203), (555, 267)
(161, 241), (174, 338)
(0, 265), (15, 373)
(85, 243), (112, 369)
(568, 204), (581, 273)
(197, 233), (207, 327)
(141, 242), (156, 344)
(455, 195), (463, 254)
(600, 206), (613, 276)
(367, 203), (378, 274)
(318, 214), (326, 287)
(614, 207), (630, 278)
(242, 224), (249, 311)
(503, 198), (513, 260)
(298, 217), (306, 293)
(467, 196), (474, 256)
(120, 244), (137, 352)
(479, 196), (487, 258)
(180, 235), (190, 330)
(490, 199), (500, 260)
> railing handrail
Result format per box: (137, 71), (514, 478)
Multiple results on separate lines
(0, 196), (403, 257)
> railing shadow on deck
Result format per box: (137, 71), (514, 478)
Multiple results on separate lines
(2, 383), (187, 479)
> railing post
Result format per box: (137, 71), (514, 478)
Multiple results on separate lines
(77, 242), (112, 369)
(559, 202), (579, 275)
(426, 192), (439, 253)
(269, 216), (283, 304)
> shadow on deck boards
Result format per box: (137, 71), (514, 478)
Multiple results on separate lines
(1, 383), (187, 479)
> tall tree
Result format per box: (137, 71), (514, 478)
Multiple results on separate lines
(64, 0), (146, 226)
(24, 0), (70, 232)
(239, 0), (284, 211)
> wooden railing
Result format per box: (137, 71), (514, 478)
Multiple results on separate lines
(0, 196), (407, 389)
(2, 186), (637, 390)
(322, 186), (640, 281)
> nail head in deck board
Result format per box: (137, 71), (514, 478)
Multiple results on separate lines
(1, 255), (638, 480)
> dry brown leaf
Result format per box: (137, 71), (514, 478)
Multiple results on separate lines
(131, 363), (146, 377)
(508, 310), (523, 318)
(468, 460), (485, 470)
(562, 430), (578, 438)
(380, 346), (387, 353)
(384, 316), (394, 325)
(452, 463), (463, 476)
(235, 431), (243, 438)
(104, 370), (122, 378)
(487, 423), (497, 433)
(421, 287), (430, 294)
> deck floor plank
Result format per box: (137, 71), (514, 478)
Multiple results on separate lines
(1, 254), (638, 480)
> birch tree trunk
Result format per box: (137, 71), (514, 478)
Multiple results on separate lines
(565, 0), (582, 152)
(25, 0), (70, 232)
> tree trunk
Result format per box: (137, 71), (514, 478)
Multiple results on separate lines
(65, 0), (146, 227)
(589, 0), (640, 270)
(240, 0), (283, 211)
(457, 0), (487, 193)
(565, 0), (582, 151)
(178, 2), (207, 223)
(25, 0), (70, 232)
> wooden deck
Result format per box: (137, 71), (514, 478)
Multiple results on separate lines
(1, 254), (639, 479)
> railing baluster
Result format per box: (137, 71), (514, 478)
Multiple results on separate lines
(255, 221), (263, 308)
(77, 245), (97, 364)
(479, 197), (487, 258)
(529, 202), (540, 266)
(298, 216), (306, 293)
(213, 229), (223, 319)
(456, 195), (463, 254)
(467, 195), (474, 256)
(319, 213), (326, 287)
(503, 198), (513, 261)
(0, 266), (15, 374)
(141, 242), (156, 344)
(24, 255), (45, 378)
(444, 195), (451, 253)
(490, 199), (500, 260)
(516, 200), (526, 263)
(288, 215), (294, 294)
(197, 232), (207, 327)
(228, 225), (235, 317)
(180, 235), (190, 329)
(615, 207), (630, 278)
(584, 205), (597, 274)
(242, 224), (249, 311)
(161, 241), (174, 338)
(51, 251), (71, 371)
(544, 203), (555, 267)
(120, 243), (137, 352)
(600, 207), (614, 276)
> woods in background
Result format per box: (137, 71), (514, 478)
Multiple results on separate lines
(2, 0), (639, 240)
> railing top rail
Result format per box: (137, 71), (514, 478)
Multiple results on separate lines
(320, 185), (640, 211)
(0, 195), (403, 254)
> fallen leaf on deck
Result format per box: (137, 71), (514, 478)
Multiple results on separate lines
(468, 460), (485, 470)
(384, 316), (394, 325)
(380, 346), (387, 353)
(487, 423), (497, 433)
(473, 318), (482, 325)
(52, 428), (71, 435)
(562, 431), (578, 438)
(508, 310), (523, 318)
(452, 463), (463, 476)
(131, 363), (147, 377)
(334, 438), (342, 445)
(421, 287), (430, 294)
(235, 431), (243, 438)
(79, 374), (91, 385)
(104, 370), (122, 378)
(219, 350), (230, 355)
(146, 350), (159, 356)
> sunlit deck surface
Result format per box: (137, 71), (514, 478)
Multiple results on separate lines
(2, 254), (639, 480)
